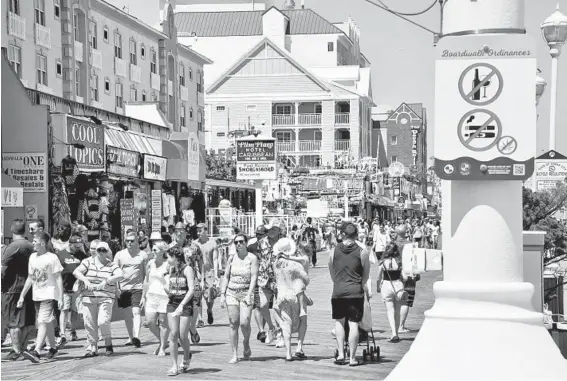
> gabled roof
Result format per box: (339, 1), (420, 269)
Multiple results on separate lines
(262, 6), (289, 19)
(175, 9), (343, 37)
(206, 37), (330, 94)
(387, 103), (423, 122)
(536, 150), (567, 160)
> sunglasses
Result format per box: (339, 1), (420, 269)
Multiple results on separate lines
(234, 240), (246, 245)
(125, 239), (135, 243)
(97, 248), (108, 253)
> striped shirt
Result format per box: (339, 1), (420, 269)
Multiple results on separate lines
(76, 257), (120, 299)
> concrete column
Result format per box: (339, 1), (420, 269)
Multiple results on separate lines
(349, 100), (360, 160)
(295, 102), (299, 126)
(321, 100), (335, 167)
(386, 0), (567, 379)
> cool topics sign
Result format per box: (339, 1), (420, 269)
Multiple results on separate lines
(66, 117), (105, 171)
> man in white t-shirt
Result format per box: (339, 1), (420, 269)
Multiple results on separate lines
(18, 232), (64, 363)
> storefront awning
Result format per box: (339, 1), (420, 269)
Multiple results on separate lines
(370, 195), (395, 207)
(163, 140), (188, 160)
(1, 173), (24, 207)
(104, 127), (158, 155)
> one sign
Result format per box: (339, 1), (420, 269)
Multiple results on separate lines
(434, 34), (536, 180)
(236, 138), (277, 180)
(143, 155), (167, 181)
(388, 161), (405, 177)
(66, 117), (105, 171)
(107, 146), (140, 178)
(151, 190), (162, 232)
(1, 153), (47, 192)
(1, 188), (23, 207)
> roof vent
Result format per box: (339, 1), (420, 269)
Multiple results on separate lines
(282, 0), (296, 10)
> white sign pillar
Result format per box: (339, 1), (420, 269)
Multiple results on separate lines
(386, 0), (567, 379)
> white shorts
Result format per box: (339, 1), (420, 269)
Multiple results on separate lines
(145, 294), (169, 314)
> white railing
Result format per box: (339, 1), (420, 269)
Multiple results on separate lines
(9, 12), (26, 40)
(180, 86), (189, 101)
(130, 64), (141, 83)
(299, 140), (322, 151)
(91, 48), (103, 70)
(74, 40), (83, 62)
(272, 114), (295, 126)
(276, 141), (296, 152)
(168, 80), (173, 96)
(335, 112), (350, 125)
(335, 139), (350, 151)
(35, 24), (51, 49)
(76, 95), (84, 104)
(36, 83), (53, 95)
(151, 72), (160, 90)
(114, 57), (127, 78)
(298, 113), (322, 125)
(91, 100), (104, 109)
(198, 91), (204, 106)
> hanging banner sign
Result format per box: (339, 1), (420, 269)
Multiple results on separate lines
(411, 129), (419, 166)
(120, 199), (135, 241)
(143, 155), (167, 181)
(1, 152), (47, 192)
(151, 190), (162, 233)
(107, 146), (140, 178)
(66, 117), (105, 171)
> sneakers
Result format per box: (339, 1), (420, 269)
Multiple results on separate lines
(56, 336), (67, 349)
(266, 330), (274, 344)
(207, 310), (214, 325)
(46, 348), (58, 360)
(197, 320), (205, 328)
(3, 350), (22, 361)
(70, 331), (79, 341)
(84, 350), (98, 358)
(22, 349), (41, 364)
(131, 337), (141, 348)
(105, 345), (114, 356)
(257, 331), (267, 343)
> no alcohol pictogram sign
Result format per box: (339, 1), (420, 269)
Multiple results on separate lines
(458, 109), (502, 152)
(458, 63), (504, 106)
(497, 136), (518, 155)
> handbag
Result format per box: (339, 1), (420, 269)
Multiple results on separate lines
(381, 260), (408, 303)
(359, 298), (373, 331)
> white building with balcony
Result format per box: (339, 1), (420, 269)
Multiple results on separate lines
(172, 4), (373, 168)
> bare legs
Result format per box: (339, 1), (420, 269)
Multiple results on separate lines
(167, 314), (191, 373)
(146, 312), (169, 355)
(334, 319), (360, 364)
(123, 306), (142, 343)
(385, 300), (401, 339)
(227, 303), (252, 363)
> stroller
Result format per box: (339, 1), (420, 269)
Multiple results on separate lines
(333, 297), (380, 363)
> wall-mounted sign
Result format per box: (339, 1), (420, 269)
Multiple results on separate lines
(143, 155), (167, 181)
(120, 199), (135, 241)
(1, 188), (23, 207)
(236, 138), (277, 180)
(2, 152), (47, 192)
(151, 190), (162, 233)
(24, 205), (38, 220)
(535, 159), (567, 192)
(411, 129), (419, 166)
(66, 117), (105, 171)
(187, 132), (200, 181)
(107, 146), (140, 178)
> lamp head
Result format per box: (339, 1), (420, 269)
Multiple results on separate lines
(541, 3), (567, 54)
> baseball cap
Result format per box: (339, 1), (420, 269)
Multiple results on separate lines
(96, 242), (111, 252)
(149, 231), (162, 241)
(196, 223), (206, 229)
(69, 236), (83, 244)
(255, 225), (268, 235)
(174, 222), (185, 230)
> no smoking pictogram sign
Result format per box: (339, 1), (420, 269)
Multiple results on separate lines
(458, 63), (504, 106)
(457, 109), (503, 152)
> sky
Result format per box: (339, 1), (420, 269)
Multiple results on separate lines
(109, 0), (567, 160)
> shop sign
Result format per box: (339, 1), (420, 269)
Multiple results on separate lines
(143, 155), (167, 181)
(1, 152), (47, 192)
(187, 132), (200, 181)
(120, 199), (135, 240)
(236, 138), (277, 180)
(66, 117), (105, 171)
(411, 129), (419, 166)
(151, 190), (162, 232)
(1, 188), (23, 207)
(107, 146), (140, 178)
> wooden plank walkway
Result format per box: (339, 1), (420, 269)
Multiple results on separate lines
(1, 251), (442, 380)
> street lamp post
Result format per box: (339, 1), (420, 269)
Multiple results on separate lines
(535, 69), (548, 107)
(540, 3), (567, 151)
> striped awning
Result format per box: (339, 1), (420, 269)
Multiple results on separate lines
(104, 127), (158, 155)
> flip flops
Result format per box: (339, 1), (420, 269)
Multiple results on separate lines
(349, 359), (363, 367)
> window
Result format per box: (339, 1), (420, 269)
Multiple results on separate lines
(54, 0), (60, 18)
(75, 67), (80, 94)
(188, 67), (193, 81)
(130, 87), (137, 101)
(150, 49), (157, 74)
(103, 26), (108, 42)
(8, 45), (21, 76)
(275, 105), (292, 115)
(56, 60), (62, 77)
(91, 75), (99, 101)
(246, 105), (256, 112)
(392, 156), (398, 163)
(180, 105), (186, 127)
(104, 77), (110, 94)
(34, 0), (45, 26)
(89, 21), (97, 50)
(179, 64), (185, 86)
(9, 0), (20, 15)
(198, 110), (203, 131)
(36, 54), (47, 85)
(217, 132), (225, 137)
(115, 82), (123, 108)
(197, 70), (202, 93)
(315, 104), (322, 114)
(73, 13), (79, 41)
(189, 107), (194, 120)
(216, 106), (225, 111)
(152, 94), (158, 102)
(114, 32), (122, 58)
(328, 42), (334, 52)
(391, 135), (398, 145)
(129, 39), (136, 65)
(141, 90), (146, 101)
(276, 131), (292, 141)
(141, 44), (146, 59)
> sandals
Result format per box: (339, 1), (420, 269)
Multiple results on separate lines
(190, 331), (201, 344)
(294, 352), (307, 360)
(243, 348), (252, 360)
(334, 358), (347, 365)
(349, 359), (363, 367)
(388, 336), (400, 343)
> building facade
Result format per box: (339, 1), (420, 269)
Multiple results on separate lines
(170, 4), (373, 168)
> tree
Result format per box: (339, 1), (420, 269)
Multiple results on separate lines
(205, 150), (236, 181)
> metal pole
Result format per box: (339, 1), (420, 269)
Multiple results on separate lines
(548, 48), (560, 151)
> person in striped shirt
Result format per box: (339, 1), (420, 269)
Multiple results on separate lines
(73, 241), (123, 357)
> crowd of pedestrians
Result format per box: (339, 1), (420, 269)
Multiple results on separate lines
(1, 214), (436, 374)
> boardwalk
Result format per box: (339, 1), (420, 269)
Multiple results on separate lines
(1, 251), (442, 380)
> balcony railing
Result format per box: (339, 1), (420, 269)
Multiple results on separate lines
(298, 113), (322, 125)
(130, 64), (141, 83)
(91, 48), (102, 70)
(76, 95), (84, 104)
(9, 12), (26, 40)
(114, 57), (127, 78)
(74, 40), (83, 62)
(335, 112), (350, 125)
(151, 72), (160, 90)
(36, 83), (53, 95)
(35, 24), (51, 49)
(299, 140), (322, 152)
(335, 139), (350, 151)
(276, 141), (295, 152)
(180, 86), (189, 101)
(91, 100), (104, 109)
(168, 80), (173, 96)
(272, 114), (295, 126)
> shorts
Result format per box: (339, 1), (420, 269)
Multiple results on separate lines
(34, 300), (57, 324)
(167, 297), (193, 317)
(117, 289), (143, 309)
(226, 289), (252, 307)
(381, 279), (408, 303)
(62, 292), (78, 312)
(203, 271), (219, 301)
(331, 297), (364, 323)
(1, 292), (35, 329)
(145, 293), (169, 314)
(253, 286), (275, 309)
